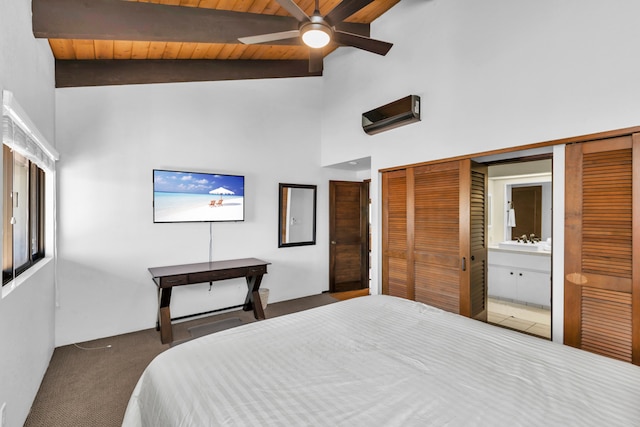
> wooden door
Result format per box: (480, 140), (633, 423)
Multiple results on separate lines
(565, 135), (640, 365)
(382, 170), (411, 298)
(381, 159), (488, 319)
(413, 161), (462, 312)
(468, 162), (488, 320)
(329, 181), (369, 293)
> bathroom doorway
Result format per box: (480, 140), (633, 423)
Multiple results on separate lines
(478, 155), (553, 339)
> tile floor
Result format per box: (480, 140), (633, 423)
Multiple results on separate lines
(488, 297), (551, 339)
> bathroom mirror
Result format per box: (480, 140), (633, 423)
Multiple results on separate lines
(487, 160), (552, 247)
(510, 185), (542, 239)
(278, 183), (317, 248)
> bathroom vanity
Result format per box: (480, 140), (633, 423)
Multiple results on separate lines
(488, 245), (551, 308)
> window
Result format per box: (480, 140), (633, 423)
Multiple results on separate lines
(2, 145), (46, 285)
(2, 90), (57, 287)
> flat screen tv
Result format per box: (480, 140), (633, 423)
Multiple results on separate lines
(153, 169), (245, 223)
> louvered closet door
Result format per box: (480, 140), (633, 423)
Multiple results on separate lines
(565, 135), (640, 365)
(382, 160), (488, 318)
(468, 162), (488, 321)
(382, 169), (411, 299)
(413, 161), (462, 312)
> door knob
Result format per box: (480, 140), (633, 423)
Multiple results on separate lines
(331, 241), (336, 244)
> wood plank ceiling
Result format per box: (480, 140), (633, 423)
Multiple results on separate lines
(32, 0), (400, 87)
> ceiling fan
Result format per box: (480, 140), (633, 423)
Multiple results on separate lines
(238, 0), (393, 73)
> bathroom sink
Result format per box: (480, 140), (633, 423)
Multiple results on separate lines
(498, 241), (545, 252)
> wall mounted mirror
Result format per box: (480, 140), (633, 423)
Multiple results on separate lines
(279, 183), (317, 248)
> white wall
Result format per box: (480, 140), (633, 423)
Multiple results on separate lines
(323, 0), (640, 168)
(320, 0), (640, 308)
(551, 145), (565, 343)
(55, 78), (357, 346)
(0, 0), (57, 425)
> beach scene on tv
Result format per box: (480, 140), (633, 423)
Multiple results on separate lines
(153, 170), (245, 222)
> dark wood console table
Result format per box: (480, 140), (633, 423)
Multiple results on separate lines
(149, 257), (270, 344)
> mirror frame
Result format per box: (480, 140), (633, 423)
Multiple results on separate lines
(278, 183), (317, 248)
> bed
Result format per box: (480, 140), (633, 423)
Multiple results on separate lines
(122, 295), (640, 426)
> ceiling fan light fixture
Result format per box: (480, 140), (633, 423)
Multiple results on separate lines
(301, 18), (332, 49)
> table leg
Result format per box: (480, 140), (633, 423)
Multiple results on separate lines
(244, 274), (265, 320)
(156, 287), (161, 331)
(158, 287), (173, 344)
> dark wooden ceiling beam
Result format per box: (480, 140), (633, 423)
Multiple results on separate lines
(55, 59), (322, 87)
(33, 0), (370, 44)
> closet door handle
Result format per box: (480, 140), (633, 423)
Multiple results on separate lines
(461, 257), (466, 271)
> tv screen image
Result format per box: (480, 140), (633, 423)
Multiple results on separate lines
(153, 169), (245, 223)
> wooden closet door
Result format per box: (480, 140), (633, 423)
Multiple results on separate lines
(382, 160), (488, 319)
(413, 161), (462, 312)
(468, 162), (488, 321)
(411, 159), (487, 317)
(382, 169), (411, 299)
(565, 135), (640, 365)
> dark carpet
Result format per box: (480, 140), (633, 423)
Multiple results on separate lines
(23, 293), (337, 427)
(188, 317), (243, 338)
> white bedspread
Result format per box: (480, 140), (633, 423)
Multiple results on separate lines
(122, 295), (640, 426)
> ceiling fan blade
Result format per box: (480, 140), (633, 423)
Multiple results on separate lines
(309, 49), (324, 73)
(275, 0), (310, 23)
(239, 30), (300, 45)
(333, 31), (393, 56)
(325, 0), (374, 27)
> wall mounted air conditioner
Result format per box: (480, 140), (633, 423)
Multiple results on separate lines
(362, 95), (420, 135)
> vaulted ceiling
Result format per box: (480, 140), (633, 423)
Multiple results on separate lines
(32, 0), (400, 88)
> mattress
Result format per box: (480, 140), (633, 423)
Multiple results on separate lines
(122, 295), (640, 426)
